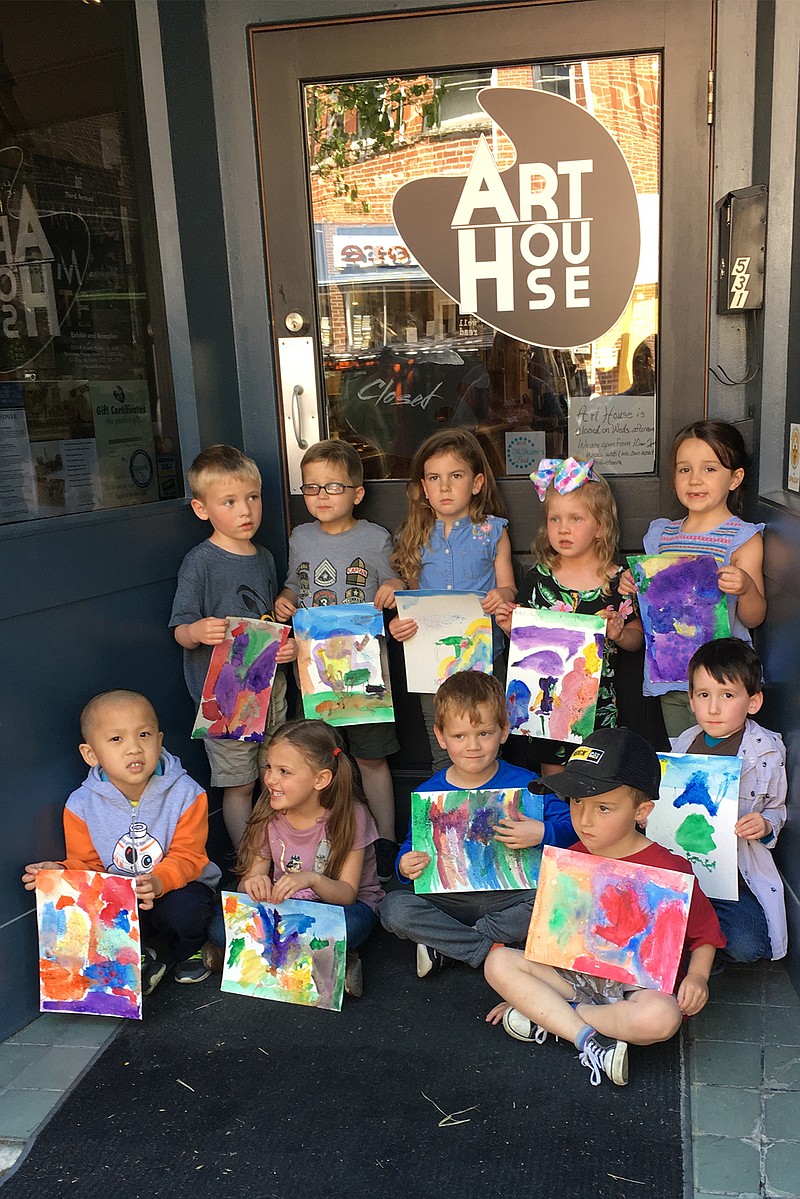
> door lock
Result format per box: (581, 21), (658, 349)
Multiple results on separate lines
(284, 310), (310, 334)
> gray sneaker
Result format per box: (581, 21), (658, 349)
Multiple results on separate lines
(578, 1034), (629, 1086)
(174, 951), (211, 984)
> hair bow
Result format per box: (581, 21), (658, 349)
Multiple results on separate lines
(530, 458), (596, 501)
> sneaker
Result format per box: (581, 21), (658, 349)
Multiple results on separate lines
(141, 947), (166, 996)
(502, 1006), (549, 1045)
(344, 951), (363, 998)
(375, 838), (398, 883)
(202, 940), (225, 974)
(416, 943), (449, 978)
(578, 1034), (629, 1086)
(174, 951), (212, 984)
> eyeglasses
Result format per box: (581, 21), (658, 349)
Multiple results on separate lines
(299, 482), (357, 495)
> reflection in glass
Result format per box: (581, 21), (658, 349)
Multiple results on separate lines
(306, 56), (659, 479)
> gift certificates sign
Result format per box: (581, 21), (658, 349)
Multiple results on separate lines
(393, 88), (641, 350)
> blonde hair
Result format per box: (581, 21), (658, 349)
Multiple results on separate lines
(532, 473), (620, 593)
(392, 429), (506, 583)
(235, 721), (365, 883)
(187, 445), (261, 501)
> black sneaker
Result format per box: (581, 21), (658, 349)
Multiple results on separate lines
(578, 1034), (629, 1086)
(375, 838), (398, 883)
(142, 947), (167, 996)
(174, 951), (212, 984)
(344, 951), (363, 998)
(502, 1006), (550, 1044)
(416, 943), (449, 978)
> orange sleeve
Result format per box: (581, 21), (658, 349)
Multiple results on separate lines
(63, 808), (104, 871)
(151, 791), (211, 895)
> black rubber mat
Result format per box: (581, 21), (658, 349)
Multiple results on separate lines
(2, 926), (686, 1199)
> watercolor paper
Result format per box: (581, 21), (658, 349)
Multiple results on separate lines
(526, 846), (693, 993)
(411, 787), (545, 893)
(220, 892), (346, 1011)
(293, 603), (393, 725)
(648, 754), (740, 900)
(628, 554), (730, 687)
(394, 590), (492, 693)
(192, 617), (289, 742)
(36, 869), (142, 1019)
(505, 607), (605, 743)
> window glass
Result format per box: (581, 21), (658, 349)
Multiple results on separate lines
(0, 1), (180, 524)
(306, 56), (659, 480)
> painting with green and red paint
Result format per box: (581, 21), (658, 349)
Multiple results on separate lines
(220, 892), (346, 1011)
(192, 617), (289, 742)
(394, 591), (492, 694)
(411, 787), (544, 893)
(505, 608), (605, 743)
(36, 869), (142, 1019)
(526, 846), (693, 993)
(646, 754), (740, 900)
(628, 554), (731, 687)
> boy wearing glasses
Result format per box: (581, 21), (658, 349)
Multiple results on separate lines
(274, 439), (404, 879)
(170, 445), (297, 850)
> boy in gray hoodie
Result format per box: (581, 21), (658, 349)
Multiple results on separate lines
(23, 690), (220, 990)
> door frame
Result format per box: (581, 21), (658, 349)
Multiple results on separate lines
(250, 0), (714, 553)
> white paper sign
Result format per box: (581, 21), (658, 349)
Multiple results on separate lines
(568, 393), (656, 474)
(91, 381), (158, 508)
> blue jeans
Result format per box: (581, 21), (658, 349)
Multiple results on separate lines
(379, 887), (535, 968)
(712, 879), (771, 963)
(208, 897), (376, 951)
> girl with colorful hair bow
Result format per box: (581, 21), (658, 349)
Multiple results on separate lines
(496, 460), (643, 776)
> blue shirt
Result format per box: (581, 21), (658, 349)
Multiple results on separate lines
(419, 514), (507, 656)
(395, 757), (574, 880)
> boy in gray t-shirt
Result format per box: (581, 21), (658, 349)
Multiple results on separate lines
(169, 445), (296, 849)
(274, 440), (403, 880)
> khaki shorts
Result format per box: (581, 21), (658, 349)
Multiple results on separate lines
(202, 669), (288, 788)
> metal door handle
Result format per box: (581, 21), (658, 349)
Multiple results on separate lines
(291, 384), (308, 449)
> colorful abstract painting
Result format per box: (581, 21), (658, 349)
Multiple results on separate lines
(411, 788), (544, 893)
(526, 846), (693, 993)
(36, 869), (142, 1019)
(394, 591), (492, 694)
(220, 892), (346, 1011)
(293, 603), (393, 725)
(628, 554), (730, 688)
(192, 617), (289, 742)
(647, 754), (740, 900)
(505, 608), (605, 743)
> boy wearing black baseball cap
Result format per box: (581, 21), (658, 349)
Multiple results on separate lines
(484, 727), (725, 1087)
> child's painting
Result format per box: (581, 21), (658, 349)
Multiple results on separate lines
(394, 591), (492, 694)
(628, 554), (731, 688)
(293, 603), (393, 725)
(505, 608), (605, 743)
(648, 754), (741, 900)
(192, 617), (289, 742)
(220, 892), (346, 1011)
(526, 846), (693, 993)
(36, 869), (142, 1020)
(411, 788), (544, 893)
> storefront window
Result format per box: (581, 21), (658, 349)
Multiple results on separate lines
(0, 1), (180, 524)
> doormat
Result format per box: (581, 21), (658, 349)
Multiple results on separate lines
(1, 926), (686, 1199)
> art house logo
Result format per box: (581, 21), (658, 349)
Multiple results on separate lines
(392, 88), (641, 349)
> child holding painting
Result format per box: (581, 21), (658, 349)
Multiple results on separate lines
(206, 719), (383, 998)
(169, 445), (297, 850)
(671, 637), (787, 965)
(22, 690), (221, 991)
(485, 727), (725, 1087)
(495, 458), (643, 776)
(620, 420), (766, 738)
(273, 439), (404, 882)
(389, 429), (516, 771)
(378, 673), (574, 978)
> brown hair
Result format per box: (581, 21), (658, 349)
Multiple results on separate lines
(531, 472), (620, 593)
(300, 438), (364, 488)
(80, 690), (158, 742)
(671, 420), (749, 515)
(687, 636), (763, 697)
(392, 429), (506, 583)
(434, 672), (508, 731)
(187, 445), (261, 500)
(235, 720), (365, 882)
